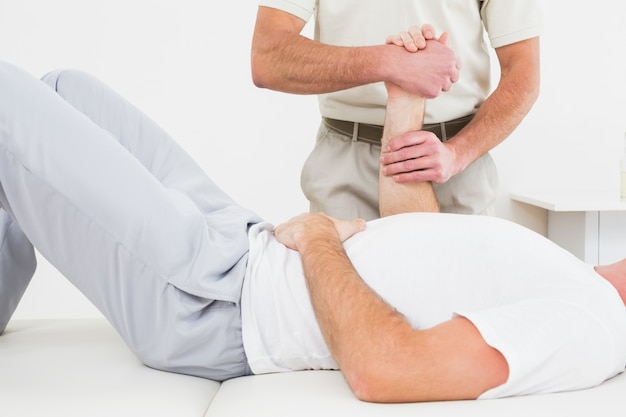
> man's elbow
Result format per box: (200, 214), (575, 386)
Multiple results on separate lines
(345, 370), (386, 403)
(343, 365), (404, 403)
(250, 56), (271, 89)
(250, 48), (283, 90)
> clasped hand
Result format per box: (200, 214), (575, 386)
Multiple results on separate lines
(383, 24), (461, 184)
(380, 132), (458, 184)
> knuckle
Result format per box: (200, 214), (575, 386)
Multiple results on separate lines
(399, 148), (414, 160)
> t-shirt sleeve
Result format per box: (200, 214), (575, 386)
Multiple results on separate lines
(480, 0), (544, 48)
(258, 0), (315, 22)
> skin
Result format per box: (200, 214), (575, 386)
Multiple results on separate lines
(595, 260), (626, 305)
(377, 29), (450, 217)
(379, 79), (439, 216)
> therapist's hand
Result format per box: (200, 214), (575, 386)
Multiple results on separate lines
(386, 24), (438, 52)
(385, 28), (459, 98)
(380, 132), (460, 184)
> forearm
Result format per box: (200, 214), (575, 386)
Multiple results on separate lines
(251, 7), (459, 97)
(448, 39), (540, 172)
(252, 29), (391, 94)
(294, 217), (413, 394)
(379, 91), (439, 216)
(450, 74), (539, 170)
(299, 231), (396, 352)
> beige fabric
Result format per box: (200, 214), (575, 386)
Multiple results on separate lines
(301, 123), (497, 220)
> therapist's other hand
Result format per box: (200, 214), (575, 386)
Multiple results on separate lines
(380, 132), (459, 184)
(386, 26), (452, 52)
(386, 24), (438, 52)
(274, 213), (366, 251)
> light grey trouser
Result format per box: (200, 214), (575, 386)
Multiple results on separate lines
(0, 61), (261, 381)
(301, 122), (499, 220)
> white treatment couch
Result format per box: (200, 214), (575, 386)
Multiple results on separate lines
(1, 318), (625, 417)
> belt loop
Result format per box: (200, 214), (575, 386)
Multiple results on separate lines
(352, 122), (359, 142)
(440, 122), (447, 142)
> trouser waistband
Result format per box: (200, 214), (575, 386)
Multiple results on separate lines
(322, 113), (474, 145)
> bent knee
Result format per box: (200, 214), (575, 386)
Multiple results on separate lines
(40, 68), (93, 94)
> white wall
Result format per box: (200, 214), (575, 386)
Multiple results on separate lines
(1, 0), (625, 319)
(494, 1), (626, 227)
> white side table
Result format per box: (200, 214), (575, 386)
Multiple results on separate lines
(511, 192), (626, 265)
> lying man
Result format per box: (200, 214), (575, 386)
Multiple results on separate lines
(0, 60), (625, 404)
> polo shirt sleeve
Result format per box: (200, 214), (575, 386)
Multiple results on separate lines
(258, 0), (315, 22)
(480, 0), (544, 48)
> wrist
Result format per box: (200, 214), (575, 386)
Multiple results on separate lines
(386, 90), (423, 106)
(377, 44), (405, 86)
(293, 214), (337, 249)
(442, 138), (470, 178)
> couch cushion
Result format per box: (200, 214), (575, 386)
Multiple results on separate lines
(207, 369), (626, 417)
(0, 319), (219, 417)
(3, 318), (626, 417)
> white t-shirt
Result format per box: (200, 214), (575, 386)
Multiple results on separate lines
(257, 0), (543, 125)
(241, 213), (626, 399)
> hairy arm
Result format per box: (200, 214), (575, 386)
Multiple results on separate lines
(447, 37), (541, 174)
(251, 7), (459, 97)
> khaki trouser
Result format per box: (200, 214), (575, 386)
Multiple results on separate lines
(301, 121), (498, 220)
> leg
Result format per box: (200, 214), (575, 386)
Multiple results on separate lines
(378, 83), (439, 217)
(0, 62), (260, 379)
(0, 211), (36, 334)
(40, 68), (228, 208)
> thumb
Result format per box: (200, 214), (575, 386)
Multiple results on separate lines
(333, 218), (367, 242)
(438, 32), (450, 46)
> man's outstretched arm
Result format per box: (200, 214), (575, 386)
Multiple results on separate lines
(274, 214), (509, 403)
(377, 33), (451, 216)
(378, 82), (439, 216)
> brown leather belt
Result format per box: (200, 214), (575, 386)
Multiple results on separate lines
(323, 114), (474, 145)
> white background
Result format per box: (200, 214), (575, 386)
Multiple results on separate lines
(1, 0), (625, 318)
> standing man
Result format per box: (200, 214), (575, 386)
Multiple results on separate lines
(251, 1), (542, 220)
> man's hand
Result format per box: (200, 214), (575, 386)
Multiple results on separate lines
(273, 213), (366, 251)
(380, 132), (460, 184)
(385, 28), (460, 98)
(385, 24), (437, 52)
